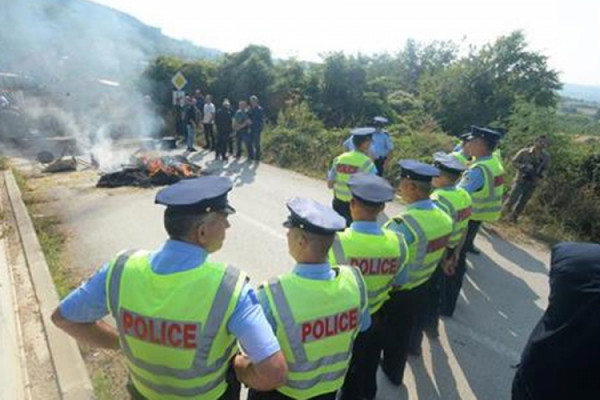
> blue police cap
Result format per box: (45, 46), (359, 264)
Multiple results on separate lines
(283, 197), (346, 235)
(398, 159), (440, 182)
(433, 152), (467, 174)
(349, 173), (394, 204)
(373, 116), (389, 125)
(155, 176), (235, 214)
(350, 127), (376, 136)
(462, 126), (502, 142)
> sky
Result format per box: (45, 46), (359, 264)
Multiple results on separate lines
(93, 0), (600, 86)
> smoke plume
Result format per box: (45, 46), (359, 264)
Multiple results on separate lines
(0, 0), (169, 169)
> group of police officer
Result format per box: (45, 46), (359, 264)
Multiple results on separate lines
(51, 119), (505, 400)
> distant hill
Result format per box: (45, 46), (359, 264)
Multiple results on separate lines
(0, 0), (221, 84)
(561, 83), (600, 103)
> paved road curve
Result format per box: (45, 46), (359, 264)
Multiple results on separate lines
(48, 151), (551, 400)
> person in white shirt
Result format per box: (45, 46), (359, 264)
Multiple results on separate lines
(203, 95), (216, 150)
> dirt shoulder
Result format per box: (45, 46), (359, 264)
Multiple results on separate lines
(1, 172), (61, 400)
(11, 167), (130, 400)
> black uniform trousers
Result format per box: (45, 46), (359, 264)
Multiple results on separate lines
(339, 309), (385, 400)
(216, 129), (233, 159)
(374, 157), (387, 177)
(410, 261), (450, 351)
(440, 220), (481, 317)
(381, 283), (429, 385)
(248, 389), (336, 400)
(332, 198), (352, 227)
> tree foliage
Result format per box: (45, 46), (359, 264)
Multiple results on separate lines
(139, 35), (600, 242)
(419, 31), (561, 135)
(143, 32), (561, 134)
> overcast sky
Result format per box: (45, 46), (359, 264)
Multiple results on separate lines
(93, 0), (599, 86)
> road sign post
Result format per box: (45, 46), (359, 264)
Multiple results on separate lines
(171, 71), (187, 91)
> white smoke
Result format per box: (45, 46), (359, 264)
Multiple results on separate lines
(0, 0), (169, 169)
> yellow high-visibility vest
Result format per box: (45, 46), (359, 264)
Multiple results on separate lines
(106, 250), (246, 400)
(329, 228), (408, 314)
(470, 157), (505, 221)
(259, 266), (367, 400)
(331, 151), (375, 202)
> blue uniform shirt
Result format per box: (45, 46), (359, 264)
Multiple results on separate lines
(58, 240), (280, 363)
(458, 155), (491, 194)
(343, 130), (392, 159)
(350, 221), (384, 236)
(370, 130), (393, 159)
(385, 199), (437, 285)
(343, 136), (354, 152)
(259, 263), (371, 333)
(353, 220), (409, 287)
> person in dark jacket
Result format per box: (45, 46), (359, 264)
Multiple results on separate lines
(184, 97), (198, 152)
(215, 99), (234, 161)
(512, 241), (600, 400)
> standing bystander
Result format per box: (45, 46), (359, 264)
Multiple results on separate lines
(248, 95), (264, 161)
(215, 99), (235, 161)
(503, 136), (550, 223)
(234, 101), (252, 159)
(184, 96), (198, 152)
(203, 95), (216, 151)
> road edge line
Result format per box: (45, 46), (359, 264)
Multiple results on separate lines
(4, 170), (94, 400)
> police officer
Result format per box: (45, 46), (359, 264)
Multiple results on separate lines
(344, 117), (393, 177)
(443, 127), (504, 317)
(370, 117), (394, 177)
(328, 128), (377, 226)
(451, 135), (471, 166)
(458, 126), (504, 254)
(427, 153), (472, 329)
(51, 176), (288, 400)
(381, 160), (453, 384)
(250, 197), (370, 400)
(328, 173), (408, 400)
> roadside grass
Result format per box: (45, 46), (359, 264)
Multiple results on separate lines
(0, 153), (8, 170)
(12, 167), (124, 398)
(90, 370), (113, 400)
(12, 168), (74, 298)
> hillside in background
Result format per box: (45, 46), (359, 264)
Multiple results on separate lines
(561, 83), (600, 102)
(0, 0), (221, 84)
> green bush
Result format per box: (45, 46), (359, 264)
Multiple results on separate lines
(0, 153), (7, 170)
(502, 101), (600, 242)
(262, 103), (454, 183)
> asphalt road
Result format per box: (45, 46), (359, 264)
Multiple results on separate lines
(45, 150), (551, 400)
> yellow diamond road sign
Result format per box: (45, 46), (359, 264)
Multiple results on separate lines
(171, 71), (187, 90)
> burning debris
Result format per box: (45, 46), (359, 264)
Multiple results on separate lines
(43, 158), (78, 173)
(96, 152), (202, 188)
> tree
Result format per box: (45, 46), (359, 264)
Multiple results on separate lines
(267, 59), (307, 117)
(363, 40), (458, 95)
(213, 45), (274, 110)
(419, 31), (561, 135)
(311, 53), (368, 127)
(142, 56), (216, 110)
(142, 56), (184, 110)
